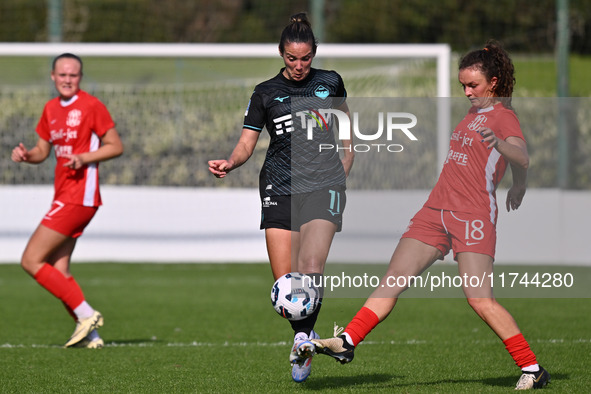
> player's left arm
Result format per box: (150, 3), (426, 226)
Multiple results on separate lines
(479, 128), (529, 211)
(336, 101), (354, 177)
(63, 128), (124, 169)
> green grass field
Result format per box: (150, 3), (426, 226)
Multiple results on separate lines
(1, 55), (591, 96)
(0, 263), (589, 393)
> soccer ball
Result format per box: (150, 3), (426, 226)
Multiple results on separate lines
(270, 272), (319, 321)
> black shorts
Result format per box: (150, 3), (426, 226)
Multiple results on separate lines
(260, 185), (346, 232)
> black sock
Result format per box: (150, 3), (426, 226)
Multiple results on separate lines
(290, 300), (322, 336)
(290, 273), (324, 337)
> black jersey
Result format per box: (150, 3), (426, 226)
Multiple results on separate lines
(244, 68), (347, 197)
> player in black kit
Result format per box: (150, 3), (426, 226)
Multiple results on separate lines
(208, 13), (353, 383)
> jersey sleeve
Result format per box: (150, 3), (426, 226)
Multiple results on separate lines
(333, 72), (347, 108)
(498, 109), (524, 142)
(35, 103), (52, 142)
(243, 89), (265, 132)
(90, 99), (116, 138)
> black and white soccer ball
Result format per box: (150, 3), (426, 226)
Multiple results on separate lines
(270, 272), (319, 321)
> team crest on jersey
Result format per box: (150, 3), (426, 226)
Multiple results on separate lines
(467, 114), (487, 131)
(314, 85), (329, 99)
(66, 109), (82, 127)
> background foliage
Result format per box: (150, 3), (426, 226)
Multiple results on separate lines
(1, 1), (590, 189)
(1, 0), (590, 53)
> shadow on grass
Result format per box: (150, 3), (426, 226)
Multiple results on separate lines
(302, 373), (399, 390)
(302, 371), (565, 390)
(103, 338), (163, 347)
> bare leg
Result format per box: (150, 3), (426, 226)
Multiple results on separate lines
(265, 228), (294, 280)
(21, 224), (74, 276)
(364, 238), (442, 321)
(295, 219), (337, 274)
(457, 252), (521, 341)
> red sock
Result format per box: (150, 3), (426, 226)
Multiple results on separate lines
(34, 263), (84, 311)
(344, 307), (380, 346)
(62, 277), (85, 321)
(503, 333), (537, 369)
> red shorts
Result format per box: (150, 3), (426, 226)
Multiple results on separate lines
(402, 207), (497, 260)
(41, 201), (98, 238)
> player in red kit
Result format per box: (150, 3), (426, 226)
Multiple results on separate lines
(309, 41), (549, 390)
(11, 53), (123, 348)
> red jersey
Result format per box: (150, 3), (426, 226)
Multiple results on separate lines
(36, 90), (115, 207)
(424, 103), (524, 224)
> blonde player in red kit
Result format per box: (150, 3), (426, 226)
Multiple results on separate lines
(309, 41), (549, 390)
(11, 53), (123, 348)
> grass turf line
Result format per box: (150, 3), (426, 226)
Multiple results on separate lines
(0, 262), (588, 392)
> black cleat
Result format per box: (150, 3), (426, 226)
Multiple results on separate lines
(515, 366), (550, 390)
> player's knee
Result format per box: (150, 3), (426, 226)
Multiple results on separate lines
(466, 297), (496, 316)
(20, 258), (36, 275)
(297, 256), (324, 273)
(20, 253), (42, 276)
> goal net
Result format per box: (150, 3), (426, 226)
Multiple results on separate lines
(0, 43), (451, 190)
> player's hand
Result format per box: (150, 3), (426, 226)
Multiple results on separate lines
(62, 154), (85, 170)
(11, 143), (29, 162)
(341, 154), (354, 177)
(478, 127), (500, 150)
(208, 159), (232, 178)
(506, 183), (526, 211)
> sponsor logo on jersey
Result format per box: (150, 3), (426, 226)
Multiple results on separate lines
(54, 144), (73, 158)
(49, 128), (78, 143)
(274, 96), (289, 103)
(262, 196), (278, 208)
(445, 149), (469, 166)
(451, 131), (474, 148)
(273, 114), (294, 135)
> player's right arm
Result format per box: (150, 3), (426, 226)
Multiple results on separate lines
(208, 128), (260, 178)
(11, 138), (51, 164)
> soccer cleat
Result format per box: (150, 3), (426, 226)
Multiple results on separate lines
(290, 331), (318, 383)
(514, 366), (550, 390)
(311, 334), (355, 364)
(64, 310), (104, 348)
(72, 336), (104, 349)
(291, 355), (313, 383)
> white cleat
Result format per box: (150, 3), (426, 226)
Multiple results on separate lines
(290, 331), (318, 383)
(64, 310), (104, 348)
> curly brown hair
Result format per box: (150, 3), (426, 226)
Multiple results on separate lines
(459, 40), (515, 109)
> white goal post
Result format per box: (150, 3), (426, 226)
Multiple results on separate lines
(0, 42), (451, 168)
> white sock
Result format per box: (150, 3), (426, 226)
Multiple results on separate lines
(294, 331), (308, 341)
(343, 332), (354, 346)
(73, 301), (95, 320)
(522, 364), (539, 373)
(87, 329), (101, 341)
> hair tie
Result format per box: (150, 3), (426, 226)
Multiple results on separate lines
(483, 47), (489, 52)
